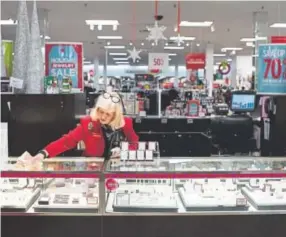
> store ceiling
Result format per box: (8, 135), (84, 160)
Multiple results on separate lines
(1, 1), (286, 66)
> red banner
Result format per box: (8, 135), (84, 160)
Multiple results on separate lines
(185, 53), (205, 70)
(271, 36), (286, 44)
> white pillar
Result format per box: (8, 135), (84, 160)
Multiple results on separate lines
(230, 56), (237, 88)
(174, 65), (179, 88)
(104, 49), (108, 88)
(93, 57), (99, 91)
(206, 44), (214, 97)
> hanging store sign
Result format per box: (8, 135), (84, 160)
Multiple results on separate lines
(185, 53), (205, 70)
(271, 36), (286, 44)
(257, 44), (286, 95)
(148, 53), (169, 73)
(45, 42), (83, 91)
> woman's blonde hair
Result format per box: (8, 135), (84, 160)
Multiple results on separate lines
(90, 92), (125, 130)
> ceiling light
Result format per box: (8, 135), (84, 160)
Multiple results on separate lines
(90, 25), (94, 30)
(151, 42), (155, 46)
(221, 47), (243, 52)
(164, 46), (184, 50)
(129, 42), (133, 46)
(0, 19), (17, 25)
(180, 21), (213, 27)
(109, 53), (127, 56)
(85, 20), (119, 26)
(270, 23), (286, 28)
(40, 35), (51, 40)
(107, 41), (111, 45)
(227, 58), (232, 62)
(98, 25), (102, 30)
(213, 54), (226, 57)
(246, 42), (255, 47)
(97, 36), (123, 39)
(186, 43), (190, 46)
(196, 43), (200, 47)
(116, 62), (129, 64)
(104, 46), (125, 49)
(170, 36), (195, 41)
(113, 58), (128, 60)
(84, 61), (92, 64)
(141, 42), (144, 46)
(240, 36), (267, 42)
(169, 53), (177, 56)
(165, 43), (168, 46)
(113, 25), (118, 31)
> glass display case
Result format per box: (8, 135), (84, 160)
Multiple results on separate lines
(104, 157), (286, 215)
(1, 157), (104, 215)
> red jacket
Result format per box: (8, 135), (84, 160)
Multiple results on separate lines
(45, 116), (139, 158)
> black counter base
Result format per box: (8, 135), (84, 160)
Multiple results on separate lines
(2, 215), (286, 237)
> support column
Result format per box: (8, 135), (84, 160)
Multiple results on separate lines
(205, 44), (214, 97)
(230, 55), (237, 88)
(104, 49), (108, 89)
(253, 11), (268, 88)
(93, 57), (99, 91)
(174, 64), (179, 88)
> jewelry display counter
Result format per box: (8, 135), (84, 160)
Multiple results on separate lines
(2, 157), (286, 237)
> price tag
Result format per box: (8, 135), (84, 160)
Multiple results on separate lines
(257, 44), (286, 95)
(236, 198), (247, 206)
(148, 53), (169, 72)
(9, 77), (24, 89)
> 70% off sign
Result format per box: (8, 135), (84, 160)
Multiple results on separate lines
(258, 44), (286, 94)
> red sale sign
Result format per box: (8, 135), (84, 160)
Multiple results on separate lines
(185, 53), (205, 70)
(148, 53), (169, 72)
(271, 36), (286, 44)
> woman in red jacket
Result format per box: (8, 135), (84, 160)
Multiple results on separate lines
(33, 92), (139, 160)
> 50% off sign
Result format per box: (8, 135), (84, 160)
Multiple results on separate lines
(148, 53), (169, 73)
(257, 44), (286, 95)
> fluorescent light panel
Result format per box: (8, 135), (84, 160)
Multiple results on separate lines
(240, 36), (267, 42)
(213, 54), (226, 57)
(40, 35), (51, 40)
(97, 36), (123, 39)
(270, 23), (286, 28)
(84, 61), (92, 64)
(85, 20), (119, 25)
(169, 36), (195, 41)
(109, 53), (127, 56)
(221, 47), (243, 52)
(105, 46), (125, 49)
(0, 19), (17, 25)
(169, 53), (177, 56)
(164, 46), (184, 50)
(113, 58), (128, 61)
(180, 21), (213, 27)
(116, 62), (129, 64)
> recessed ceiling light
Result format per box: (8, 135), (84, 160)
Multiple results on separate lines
(109, 53), (127, 56)
(151, 42), (155, 46)
(105, 46), (125, 49)
(141, 42), (144, 46)
(107, 41), (111, 45)
(196, 43), (200, 47)
(227, 58), (232, 62)
(165, 43), (169, 46)
(246, 42), (255, 47)
(186, 43), (190, 46)
(97, 36), (123, 39)
(221, 47), (243, 52)
(40, 35), (51, 40)
(180, 21), (213, 27)
(129, 42), (133, 46)
(0, 19), (17, 25)
(169, 36), (195, 41)
(270, 23), (286, 28)
(164, 46), (184, 50)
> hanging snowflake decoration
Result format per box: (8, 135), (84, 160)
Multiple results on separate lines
(146, 21), (167, 45)
(173, 34), (184, 46)
(127, 47), (142, 63)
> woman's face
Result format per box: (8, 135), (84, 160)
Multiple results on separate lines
(97, 107), (115, 125)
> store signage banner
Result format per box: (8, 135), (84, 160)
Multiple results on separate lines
(185, 53), (205, 70)
(271, 36), (286, 44)
(257, 44), (286, 95)
(148, 53), (169, 72)
(1, 40), (13, 77)
(45, 42), (83, 91)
